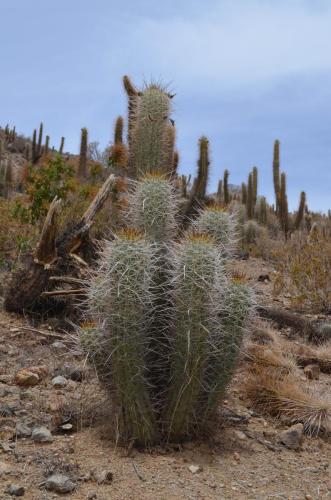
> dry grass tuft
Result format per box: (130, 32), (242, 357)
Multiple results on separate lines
(245, 368), (330, 435)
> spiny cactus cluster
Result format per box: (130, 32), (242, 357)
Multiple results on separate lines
(79, 80), (254, 447)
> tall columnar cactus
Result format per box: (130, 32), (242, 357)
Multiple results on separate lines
(223, 169), (230, 205)
(59, 137), (65, 155)
(78, 127), (88, 179)
(79, 82), (253, 447)
(217, 180), (223, 203)
(194, 136), (209, 199)
(44, 135), (50, 155)
(32, 129), (37, 163)
(294, 191), (306, 230)
(37, 122), (43, 158)
(246, 172), (254, 219)
(279, 172), (289, 238)
(114, 116), (124, 144)
(258, 196), (268, 225)
(123, 75), (138, 149)
(252, 166), (258, 207)
(241, 182), (247, 205)
(129, 84), (173, 177)
(172, 150), (179, 177)
(273, 140), (280, 212)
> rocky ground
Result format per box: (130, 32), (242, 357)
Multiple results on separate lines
(0, 259), (330, 499)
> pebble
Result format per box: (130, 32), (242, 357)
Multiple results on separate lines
(52, 376), (68, 389)
(234, 430), (247, 441)
(279, 423), (304, 450)
(87, 493), (97, 500)
(14, 370), (39, 387)
(51, 341), (66, 349)
(7, 484), (25, 496)
(31, 426), (54, 443)
(188, 464), (202, 474)
(15, 421), (32, 438)
(45, 473), (76, 494)
(94, 470), (113, 484)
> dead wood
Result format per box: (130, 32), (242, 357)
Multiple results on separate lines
(256, 305), (320, 342)
(4, 174), (116, 315)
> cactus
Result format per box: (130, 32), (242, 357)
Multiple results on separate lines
(294, 191), (306, 230)
(258, 196), (268, 225)
(273, 140), (280, 212)
(243, 219), (260, 245)
(252, 166), (258, 207)
(114, 116), (124, 144)
(246, 172), (254, 219)
(194, 136), (209, 199)
(123, 75), (139, 149)
(80, 82), (253, 447)
(223, 169), (230, 205)
(59, 137), (65, 155)
(129, 84), (172, 177)
(37, 122), (43, 157)
(32, 129), (37, 163)
(44, 135), (50, 156)
(172, 150), (179, 177)
(78, 127), (88, 179)
(279, 172), (289, 238)
(217, 180), (223, 203)
(241, 182), (247, 205)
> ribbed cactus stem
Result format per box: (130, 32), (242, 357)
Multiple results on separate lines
(85, 232), (158, 446)
(123, 75), (138, 148)
(166, 236), (222, 440)
(78, 127), (88, 179)
(279, 172), (289, 237)
(130, 84), (172, 176)
(241, 182), (247, 205)
(195, 136), (209, 199)
(37, 122), (43, 157)
(246, 172), (254, 219)
(59, 137), (65, 155)
(163, 123), (176, 175)
(252, 166), (258, 207)
(114, 116), (124, 145)
(193, 206), (236, 256)
(294, 191), (306, 230)
(172, 150), (179, 177)
(32, 129), (37, 163)
(273, 140), (280, 212)
(44, 135), (50, 155)
(217, 180), (223, 203)
(130, 175), (177, 243)
(199, 281), (252, 423)
(259, 196), (268, 225)
(223, 169), (230, 205)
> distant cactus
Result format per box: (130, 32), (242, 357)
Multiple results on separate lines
(194, 136), (209, 199)
(294, 191), (306, 230)
(272, 140), (280, 212)
(78, 128), (88, 179)
(32, 129), (37, 163)
(252, 166), (258, 207)
(37, 122), (43, 158)
(217, 180), (223, 203)
(241, 182), (247, 205)
(114, 116), (124, 144)
(258, 196), (268, 225)
(246, 172), (254, 219)
(279, 172), (289, 238)
(223, 169), (230, 205)
(59, 137), (65, 155)
(44, 135), (50, 156)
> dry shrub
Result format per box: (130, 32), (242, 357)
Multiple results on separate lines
(289, 341), (331, 374)
(272, 232), (331, 312)
(245, 343), (299, 377)
(245, 368), (330, 435)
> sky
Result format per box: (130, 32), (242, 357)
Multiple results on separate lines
(0, 0), (330, 211)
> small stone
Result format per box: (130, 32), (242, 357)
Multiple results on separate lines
(93, 470), (113, 484)
(279, 423), (304, 450)
(16, 421), (32, 438)
(7, 484), (25, 496)
(31, 426), (54, 443)
(233, 452), (240, 462)
(234, 430), (247, 441)
(87, 493), (97, 500)
(188, 464), (202, 474)
(304, 364), (320, 380)
(45, 474), (76, 494)
(0, 460), (12, 475)
(51, 341), (66, 349)
(51, 376), (68, 389)
(60, 423), (73, 431)
(14, 370), (39, 387)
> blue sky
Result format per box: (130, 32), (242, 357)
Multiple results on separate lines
(0, 0), (330, 211)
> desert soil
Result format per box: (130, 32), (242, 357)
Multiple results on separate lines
(0, 259), (330, 500)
